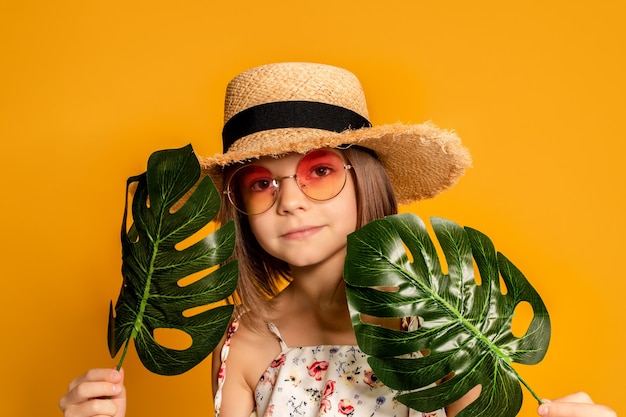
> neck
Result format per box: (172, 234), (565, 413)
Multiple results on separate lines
(268, 251), (356, 346)
(288, 259), (348, 310)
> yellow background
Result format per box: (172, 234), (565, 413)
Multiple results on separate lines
(1, 1), (624, 416)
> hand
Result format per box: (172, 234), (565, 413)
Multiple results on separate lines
(59, 368), (126, 417)
(537, 392), (616, 417)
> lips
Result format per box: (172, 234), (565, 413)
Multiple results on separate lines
(281, 225), (323, 240)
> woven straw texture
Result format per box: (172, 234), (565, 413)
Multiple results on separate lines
(199, 62), (471, 204)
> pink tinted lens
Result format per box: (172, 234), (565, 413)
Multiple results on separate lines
(227, 149), (348, 214)
(229, 164), (277, 214)
(296, 149), (347, 200)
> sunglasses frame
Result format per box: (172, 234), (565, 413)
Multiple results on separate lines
(223, 149), (353, 215)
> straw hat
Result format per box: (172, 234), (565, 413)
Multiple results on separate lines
(199, 62), (471, 205)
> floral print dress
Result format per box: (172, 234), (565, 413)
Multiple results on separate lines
(214, 320), (446, 417)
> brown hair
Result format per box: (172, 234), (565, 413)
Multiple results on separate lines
(218, 146), (398, 329)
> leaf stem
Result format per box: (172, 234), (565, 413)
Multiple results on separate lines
(116, 338), (132, 371)
(506, 362), (544, 404)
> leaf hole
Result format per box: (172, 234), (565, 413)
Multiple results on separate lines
(499, 274), (508, 294)
(359, 314), (404, 330)
(401, 241), (414, 263)
(177, 265), (219, 287)
(183, 300), (228, 318)
(454, 384), (482, 412)
(153, 328), (192, 351)
(439, 375), (482, 413)
(175, 222), (218, 251)
(473, 261), (482, 286)
(124, 180), (139, 239)
(511, 301), (534, 337)
(169, 181), (201, 214)
(431, 236), (449, 275)
(440, 370), (455, 382)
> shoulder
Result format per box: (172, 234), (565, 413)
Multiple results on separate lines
(212, 315), (283, 393)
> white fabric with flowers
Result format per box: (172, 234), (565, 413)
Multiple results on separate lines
(214, 319), (446, 417)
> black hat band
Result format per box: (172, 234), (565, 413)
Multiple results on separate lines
(222, 101), (372, 152)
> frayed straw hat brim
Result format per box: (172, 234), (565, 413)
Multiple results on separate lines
(199, 121), (471, 205)
(198, 62), (471, 204)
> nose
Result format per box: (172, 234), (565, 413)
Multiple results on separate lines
(274, 175), (309, 213)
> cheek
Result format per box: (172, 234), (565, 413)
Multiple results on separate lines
(339, 179), (358, 233)
(347, 200), (358, 233)
(247, 215), (277, 255)
(248, 216), (267, 243)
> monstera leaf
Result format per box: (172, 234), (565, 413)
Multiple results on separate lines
(344, 213), (550, 417)
(108, 144), (238, 376)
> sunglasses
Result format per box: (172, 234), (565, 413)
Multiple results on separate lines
(224, 149), (353, 215)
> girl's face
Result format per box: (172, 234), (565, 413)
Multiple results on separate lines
(244, 151), (358, 269)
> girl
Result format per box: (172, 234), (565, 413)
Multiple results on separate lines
(59, 63), (616, 417)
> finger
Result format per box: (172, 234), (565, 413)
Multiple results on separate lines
(62, 398), (118, 417)
(60, 380), (123, 411)
(548, 392), (594, 404)
(538, 402), (616, 417)
(67, 368), (122, 391)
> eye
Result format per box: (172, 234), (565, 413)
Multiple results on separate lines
(297, 149), (345, 185)
(311, 164), (334, 178)
(249, 178), (274, 192)
(232, 165), (276, 194)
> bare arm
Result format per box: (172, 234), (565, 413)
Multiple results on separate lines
(444, 385), (481, 417)
(211, 323), (278, 417)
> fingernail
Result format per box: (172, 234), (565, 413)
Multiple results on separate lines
(537, 404), (549, 416)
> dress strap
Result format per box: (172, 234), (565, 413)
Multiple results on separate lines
(213, 319), (239, 417)
(215, 320), (288, 416)
(267, 322), (289, 351)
